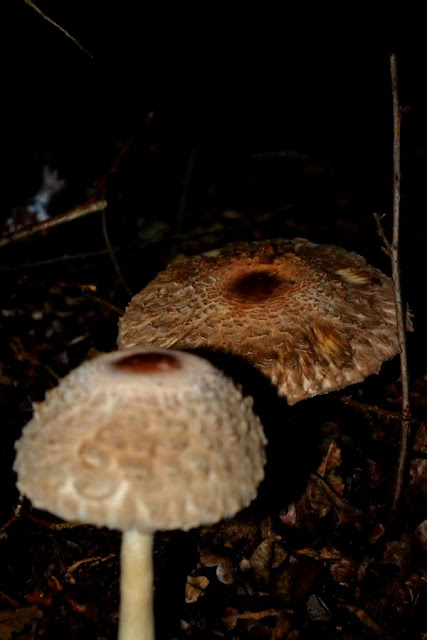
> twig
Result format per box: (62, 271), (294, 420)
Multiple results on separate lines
(101, 209), (133, 297)
(373, 213), (392, 254)
(0, 591), (21, 607)
(23, 0), (93, 58)
(0, 249), (115, 272)
(0, 495), (24, 539)
(0, 200), (108, 248)
(24, 509), (85, 530)
(82, 288), (126, 316)
(91, 136), (135, 199)
(55, 280), (126, 315)
(65, 554), (116, 582)
(91, 136), (136, 296)
(339, 397), (426, 429)
(0, 204), (295, 271)
(341, 605), (395, 640)
(309, 474), (368, 528)
(388, 54), (412, 517)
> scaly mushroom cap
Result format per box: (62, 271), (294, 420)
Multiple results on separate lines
(14, 348), (266, 532)
(118, 238), (411, 405)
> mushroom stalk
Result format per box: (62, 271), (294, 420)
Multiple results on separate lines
(119, 529), (154, 640)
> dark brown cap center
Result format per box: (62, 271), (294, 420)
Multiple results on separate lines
(227, 270), (294, 301)
(113, 352), (182, 373)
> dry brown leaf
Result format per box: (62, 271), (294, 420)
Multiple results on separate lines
(185, 575), (210, 603)
(0, 605), (43, 640)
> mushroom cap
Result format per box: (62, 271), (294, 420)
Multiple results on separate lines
(14, 348), (266, 533)
(118, 238), (411, 405)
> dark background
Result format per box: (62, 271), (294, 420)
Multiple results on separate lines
(4, 6), (426, 299)
(4, 7), (426, 368)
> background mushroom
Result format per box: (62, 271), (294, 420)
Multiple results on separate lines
(118, 237), (412, 405)
(14, 348), (267, 640)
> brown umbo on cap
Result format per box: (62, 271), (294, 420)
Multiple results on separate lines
(118, 238), (412, 405)
(14, 348), (266, 532)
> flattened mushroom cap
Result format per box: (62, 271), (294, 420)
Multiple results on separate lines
(118, 238), (412, 405)
(14, 348), (266, 532)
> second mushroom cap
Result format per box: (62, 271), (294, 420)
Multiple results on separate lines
(118, 238), (411, 405)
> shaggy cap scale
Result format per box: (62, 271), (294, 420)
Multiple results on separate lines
(118, 238), (412, 405)
(14, 349), (266, 532)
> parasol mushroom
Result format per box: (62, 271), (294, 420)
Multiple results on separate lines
(14, 348), (266, 640)
(118, 238), (412, 405)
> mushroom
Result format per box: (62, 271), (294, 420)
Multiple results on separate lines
(118, 238), (412, 405)
(14, 348), (266, 639)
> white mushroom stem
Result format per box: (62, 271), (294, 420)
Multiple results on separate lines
(119, 529), (154, 640)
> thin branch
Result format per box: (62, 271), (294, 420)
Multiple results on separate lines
(373, 212), (392, 255)
(91, 136), (135, 199)
(65, 554), (116, 581)
(82, 288), (126, 316)
(0, 248), (117, 271)
(0, 204), (295, 271)
(0, 495), (24, 539)
(309, 474), (373, 534)
(55, 280), (126, 315)
(0, 200), (108, 248)
(23, 0), (93, 58)
(339, 397), (426, 429)
(341, 605), (395, 640)
(388, 54), (412, 517)
(101, 209), (133, 297)
(24, 509), (86, 530)
(92, 137), (136, 297)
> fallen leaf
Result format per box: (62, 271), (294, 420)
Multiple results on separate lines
(0, 605), (43, 640)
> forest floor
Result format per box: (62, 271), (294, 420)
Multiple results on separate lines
(1, 139), (426, 639)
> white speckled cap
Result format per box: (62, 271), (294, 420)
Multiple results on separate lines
(14, 348), (266, 533)
(118, 238), (412, 404)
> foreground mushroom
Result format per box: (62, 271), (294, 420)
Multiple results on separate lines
(118, 238), (412, 405)
(14, 348), (266, 640)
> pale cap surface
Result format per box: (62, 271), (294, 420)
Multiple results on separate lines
(118, 238), (411, 405)
(14, 348), (266, 532)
